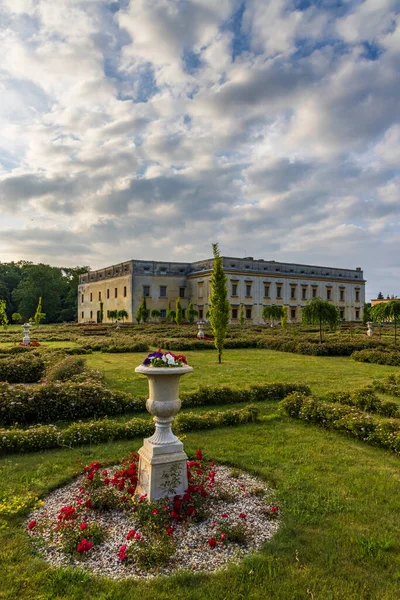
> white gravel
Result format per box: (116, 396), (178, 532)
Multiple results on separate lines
(27, 465), (280, 580)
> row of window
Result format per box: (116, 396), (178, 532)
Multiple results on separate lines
(228, 283), (360, 302)
(82, 287), (128, 303)
(142, 286), (186, 298)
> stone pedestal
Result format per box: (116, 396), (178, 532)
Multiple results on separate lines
(134, 364), (193, 501)
(367, 322), (374, 337)
(197, 321), (205, 339)
(22, 323), (31, 346)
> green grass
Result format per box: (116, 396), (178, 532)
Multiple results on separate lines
(0, 417), (399, 600)
(85, 348), (400, 397)
(0, 341), (79, 349)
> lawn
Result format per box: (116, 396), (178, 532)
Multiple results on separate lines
(85, 348), (400, 397)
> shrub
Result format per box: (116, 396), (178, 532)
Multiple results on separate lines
(181, 383), (311, 408)
(280, 393), (400, 454)
(325, 388), (400, 419)
(373, 374), (400, 397)
(0, 354), (45, 383)
(0, 405), (260, 455)
(47, 357), (86, 382)
(352, 349), (400, 366)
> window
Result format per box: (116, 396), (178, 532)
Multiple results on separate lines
(90, 310), (93, 320)
(355, 290), (360, 302)
(290, 287), (296, 299)
(160, 286), (167, 298)
(246, 308), (252, 320)
(115, 288), (118, 298)
(327, 289), (331, 300)
(232, 284), (238, 296)
(355, 309), (360, 320)
(264, 285), (270, 297)
(302, 288), (307, 300)
(198, 309), (203, 319)
(143, 285), (150, 297)
(198, 284), (204, 299)
(291, 308), (296, 320)
(81, 294), (84, 303)
(81, 311), (84, 319)
(179, 287), (186, 298)
(276, 286), (282, 299)
(124, 286), (127, 297)
(107, 289), (110, 299)
(246, 284), (252, 296)
(98, 291), (101, 301)
(312, 287), (317, 298)
(340, 309), (345, 319)
(160, 309), (166, 319)
(340, 290), (345, 301)
(232, 308), (238, 319)
(90, 292), (93, 302)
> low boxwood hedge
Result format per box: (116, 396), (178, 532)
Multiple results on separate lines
(0, 405), (260, 455)
(325, 388), (400, 418)
(0, 354), (45, 383)
(280, 393), (400, 454)
(351, 349), (400, 366)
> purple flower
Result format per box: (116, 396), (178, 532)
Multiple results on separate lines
(143, 357), (151, 365)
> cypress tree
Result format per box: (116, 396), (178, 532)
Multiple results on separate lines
(209, 243), (230, 363)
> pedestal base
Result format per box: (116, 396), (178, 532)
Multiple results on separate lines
(135, 438), (188, 501)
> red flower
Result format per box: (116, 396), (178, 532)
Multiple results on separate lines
(119, 544), (127, 561)
(126, 529), (136, 540)
(271, 506), (279, 513)
(134, 533), (142, 540)
(58, 506), (76, 521)
(151, 508), (159, 515)
(239, 512), (247, 520)
(208, 537), (217, 548)
(195, 449), (203, 460)
(103, 478), (110, 485)
(27, 519), (36, 530)
(220, 533), (226, 541)
(80, 522), (89, 530)
(77, 539), (93, 553)
(138, 494), (147, 503)
(85, 499), (93, 509)
(185, 506), (196, 517)
(166, 527), (174, 536)
(221, 513), (228, 518)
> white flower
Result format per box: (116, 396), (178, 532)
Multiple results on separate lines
(166, 354), (175, 365)
(161, 354), (167, 363)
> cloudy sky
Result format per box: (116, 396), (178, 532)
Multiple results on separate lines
(0, 0), (399, 300)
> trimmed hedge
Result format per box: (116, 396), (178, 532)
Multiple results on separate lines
(325, 388), (400, 419)
(0, 381), (310, 426)
(0, 405), (260, 455)
(280, 393), (400, 454)
(47, 356), (86, 382)
(79, 341), (149, 353)
(373, 374), (400, 397)
(351, 349), (400, 366)
(0, 354), (45, 383)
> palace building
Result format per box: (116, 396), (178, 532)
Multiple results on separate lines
(78, 256), (365, 324)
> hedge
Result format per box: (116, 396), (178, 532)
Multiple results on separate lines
(0, 354), (45, 384)
(373, 374), (400, 397)
(0, 405), (260, 455)
(0, 381), (309, 426)
(351, 349), (400, 366)
(280, 393), (400, 454)
(324, 388), (400, 419)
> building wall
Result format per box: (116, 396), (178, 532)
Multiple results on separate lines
(78, 257), (365, 323)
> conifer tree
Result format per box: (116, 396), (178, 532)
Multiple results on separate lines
(186, 300), (198, 324)
(209, 243), (230, 363)
(33, 296), (45, 326)
(175, 297), (183, 326)
(239, 303), (245, 327)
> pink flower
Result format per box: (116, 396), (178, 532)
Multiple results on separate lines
(220, 533), (226, 541)
(208, 537), (217, 548)
(27, 520), (36, 531)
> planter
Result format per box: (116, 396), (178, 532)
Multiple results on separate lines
(134, 364), (193, 501)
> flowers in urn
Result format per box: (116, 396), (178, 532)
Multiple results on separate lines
(142, 349), (188, 368)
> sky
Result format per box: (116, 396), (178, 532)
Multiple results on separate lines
(0, 0), (399, 301)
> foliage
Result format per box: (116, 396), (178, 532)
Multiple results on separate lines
(117, 309), (128, 322)
(373, 373), (400, 397)
(99, 301), (104, 324)
(186, 301), (198, 324)
(363, 303), (371, 325)
(239, 303), (245, 327)
(352, 349), (400, 366)
(280, 305), (288, 328)
(150, 309), (161, 322)
(175, 297), (183, 326)
(107, 309), (118, 322)
(371, 299), (400, 345)
(301, 298), (340, 342)
(11, 312), (22, 323)
(166, 301), (174, 323)
(0, 354), (45, 384)
(208, 243), (230, 363)
(46, 357), (86, 383)
(0, 300), (9, 330)
(325, 387), (400, 418)
(32, 296), (46, 326)
(137, 297), (148, 324)
(262, 304), (284, 326)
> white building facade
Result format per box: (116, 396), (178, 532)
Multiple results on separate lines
(78, 256), (365, 324)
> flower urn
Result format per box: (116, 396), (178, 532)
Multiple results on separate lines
(22, 323), (31, 346)
(134, 363), (193, 501)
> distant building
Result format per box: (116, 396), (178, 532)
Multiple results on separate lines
(371, 295), (398, 307)
(78, 256), (365, 324)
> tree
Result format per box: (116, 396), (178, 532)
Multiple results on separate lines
(151, 309), (161, 322)
(208, 243), (230, 364)
(362, 302), (371, 325)
(371, 299), (400, 345)
(136, 297), (148, 324)
(262, 305), (284, 327)
(99, 301), (104, 323)
(32, 296), (46, 326)
(0, 300), (9, 329)
(280, 305), (288, 328)
(12, 312), (22, 323)
(239, 303), (245, 327)
(186, 301), (198, 324)
(175, 297), (183, 326)
(301, 297), (340, 343)
(166, 301), (174, 323)
(377, 292), (384, 300)
(117, 309), (128, 322)
(107, 309), (118, 323)
(12, 263), (67, 322)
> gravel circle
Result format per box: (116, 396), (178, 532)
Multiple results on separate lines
(27, 465), (280, 580)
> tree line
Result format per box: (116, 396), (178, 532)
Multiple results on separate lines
(0, 262), (89, 323)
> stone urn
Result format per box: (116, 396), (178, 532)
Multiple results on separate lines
(22, 323), (31, 346)
(197, 321), (205, 339)
(367, 322), (374, 337)
(134, 364), (193, 501)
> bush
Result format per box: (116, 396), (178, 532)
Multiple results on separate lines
(0, 405), (260, 455)
(181, 383), (311, 408)
(46, 356), (86, 382)
(352, 349), (400, 366)
(280, 393), (400, 454)
(325, 388), (400, 419)
(0, 354), (45, 383)
(373, 374), (400, 397)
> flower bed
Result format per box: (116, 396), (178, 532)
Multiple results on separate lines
(27, 452), (279, 579)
